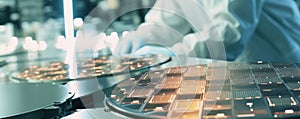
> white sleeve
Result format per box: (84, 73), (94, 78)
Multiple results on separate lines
(135, 0), (192, 47)
(171, 0), (241, 59)
(174, 0), (267, 60)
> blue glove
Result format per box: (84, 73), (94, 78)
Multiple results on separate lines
(114, 31), (146, 56)
(132, 45), (175, 56)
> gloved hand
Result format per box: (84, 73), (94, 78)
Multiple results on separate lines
(114, 30), (175, 56)
(132, 45), (175, 56)
(114, 31), (147, 56)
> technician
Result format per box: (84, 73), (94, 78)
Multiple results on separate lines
(115, 0), (300, 62)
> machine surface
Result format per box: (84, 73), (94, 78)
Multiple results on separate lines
(0, 83), (74, 118)
(105, 62), (300, 118)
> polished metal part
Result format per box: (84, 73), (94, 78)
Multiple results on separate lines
(0, 83), (74, 118)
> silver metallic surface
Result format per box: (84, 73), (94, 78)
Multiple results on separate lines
(0, 83), (74, 118)
(0, 46), (218, 118)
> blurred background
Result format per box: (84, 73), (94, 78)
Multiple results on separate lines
(0, 0), (299, 56)
(0, 0), (156, 56)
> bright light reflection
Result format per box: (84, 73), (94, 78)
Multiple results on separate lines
(38, 41), (47, 51)
(74, 18), (84, 28)
(63, 0), (78, 79)
(55, 35), (66, 50)
(0, 25), (5, 32)
(110, 32), (119, 53)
